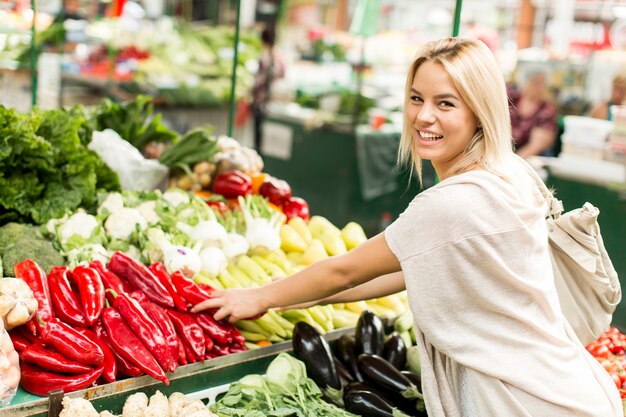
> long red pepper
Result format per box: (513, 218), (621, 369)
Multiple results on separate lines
(149, 262), (190, 312)
(21, 343), (93, 374)
(139, 299), (179, 373)
(20, 363), (103, 396)
(72, 265), (105, 326)
(102, 308), (168, 384)
(90, 260), (131, 305)
(47, 266), (87, 328)
(217, 319), (246, 347)
(170, 271), (213, 305)
(15, 260), (54, 334)
(93, 322), (142, 378)
(108, 252), (174, 308)
(39, 317), (104, 367)
(195, 313), (231, 346)
(77, 327), (117, 383)
(8, 331), (31, 352)
(183, 340), (197, 363)
(109, 290), (174, 373)
(204, 334), (214, 353)
(167, 310), (205, 363)
(176, 334), (187, 366)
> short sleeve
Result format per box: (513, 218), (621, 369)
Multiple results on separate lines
(534, 102), (557, 133)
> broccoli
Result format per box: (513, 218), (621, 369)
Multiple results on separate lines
(1, 239), (64, 277)
(0, 223), (41, 252)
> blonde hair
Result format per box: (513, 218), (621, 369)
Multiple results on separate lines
(399, 37), (513, 182)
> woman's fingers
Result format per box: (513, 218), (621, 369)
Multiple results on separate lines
(191, 295), (224, 313)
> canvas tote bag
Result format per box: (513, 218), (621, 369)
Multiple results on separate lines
(525, 163), (621, 345)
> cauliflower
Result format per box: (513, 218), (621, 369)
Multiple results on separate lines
(59, 210), (99, 243)
(122, 392), (148, 417)
(97, 192), (125, 216)
(66, 244), (109, 268)
(104, 208), (148, 240)
(163, 189), (190, 208)
(59, 396), (98, 417)
(136, 201), (160, 225)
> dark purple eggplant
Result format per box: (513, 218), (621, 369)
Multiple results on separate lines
(348, 381), (420, 416)
(383, 333), (407, 370)
(344, 389), (411, 417)
(401, 370), (422, 393)
(358, 354), (423, 402)
(292, 321), (341, 391)
(356, 311), (385, 356)
(334, 356), (354, 385)
(336, 334), (364, 382)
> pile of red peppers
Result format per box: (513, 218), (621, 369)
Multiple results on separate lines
(9, 254), (246, 397)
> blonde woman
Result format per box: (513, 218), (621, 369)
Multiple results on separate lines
(193, 38), (621, 416)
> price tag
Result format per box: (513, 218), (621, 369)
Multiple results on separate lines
(261, 122), (293, 160)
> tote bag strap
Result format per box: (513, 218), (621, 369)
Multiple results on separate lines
(518, 157), (564, 219)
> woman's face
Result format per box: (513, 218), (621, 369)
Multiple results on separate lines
(406, 61), (479, 178)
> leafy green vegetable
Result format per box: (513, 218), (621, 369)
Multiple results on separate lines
(90, 95), (179, 151)
(211, 353), (357, 417)
(0, 106), (121, 225)
(158, 127), (218, 168)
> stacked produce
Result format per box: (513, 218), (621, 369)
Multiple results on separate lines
(211, 310), (424, 417)
(8, 256), (246, 396)
(60, 390), (216, 417)
(211, 352), (358, 417)
(586, 326), (626, 411)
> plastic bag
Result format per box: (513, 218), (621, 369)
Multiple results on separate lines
(89, 129), (169, 191)
(0, 320), (19, 407)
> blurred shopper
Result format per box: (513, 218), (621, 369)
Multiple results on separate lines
(509, 70), (558, 157)
(589, 72), (626, 121)
(252, 26), (285, 154)
(194, 38), (621, 416)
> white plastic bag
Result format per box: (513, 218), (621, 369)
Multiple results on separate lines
(0, 320), (19, 407)
(89, 129), (169, 191)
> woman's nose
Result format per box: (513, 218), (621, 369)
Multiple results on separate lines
(415, 103), (436, 124)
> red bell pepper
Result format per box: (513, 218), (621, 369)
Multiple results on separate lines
(282, 196), (310, 221)
(212, 170), (252, 198)
(47, 266), (88, 328)
(20, 363), (103, 396)
(167, 310), (205, 363)
(90, 260), (132, 304)
(195, 313), (231, 346)
(102, 308), (168, 384)
(259, 176), (292, 206)
(139, 299), (180, 373)
(149, 262), (190, 312)
(20, 343), (93, 374)
(38, 317), (104, 367)
(108, 290), (174, 373)
(76, 327), (117, 383)
(108, 252), (175, 308)
(15, 260), (54, 334)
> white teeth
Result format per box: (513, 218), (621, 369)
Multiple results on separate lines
(420, 131), (443, 140)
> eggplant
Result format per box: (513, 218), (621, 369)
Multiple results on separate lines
(356, 311), (385, 356)
(358, 354), (422, 402)
(334, 356), (354, 385)
(383, 333), (407, 370)
(400, 370), (422, 393)
(348, 381), (419, 416)
(336, 334), (364, 382)
(344, 389), (411, 417)
(292, 321), (341, 391)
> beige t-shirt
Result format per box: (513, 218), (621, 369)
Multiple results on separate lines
(385, 156), (622, 416)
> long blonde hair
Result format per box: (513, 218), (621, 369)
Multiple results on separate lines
(399, 37), (513, 183)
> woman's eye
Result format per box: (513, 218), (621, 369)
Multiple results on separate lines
(440, 101), (454, 107)
(410, 95), (423, 103)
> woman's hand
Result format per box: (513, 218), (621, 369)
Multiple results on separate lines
(190, 288), (271, 322)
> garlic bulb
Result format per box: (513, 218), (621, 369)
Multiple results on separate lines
(0, 278), (38, 330)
